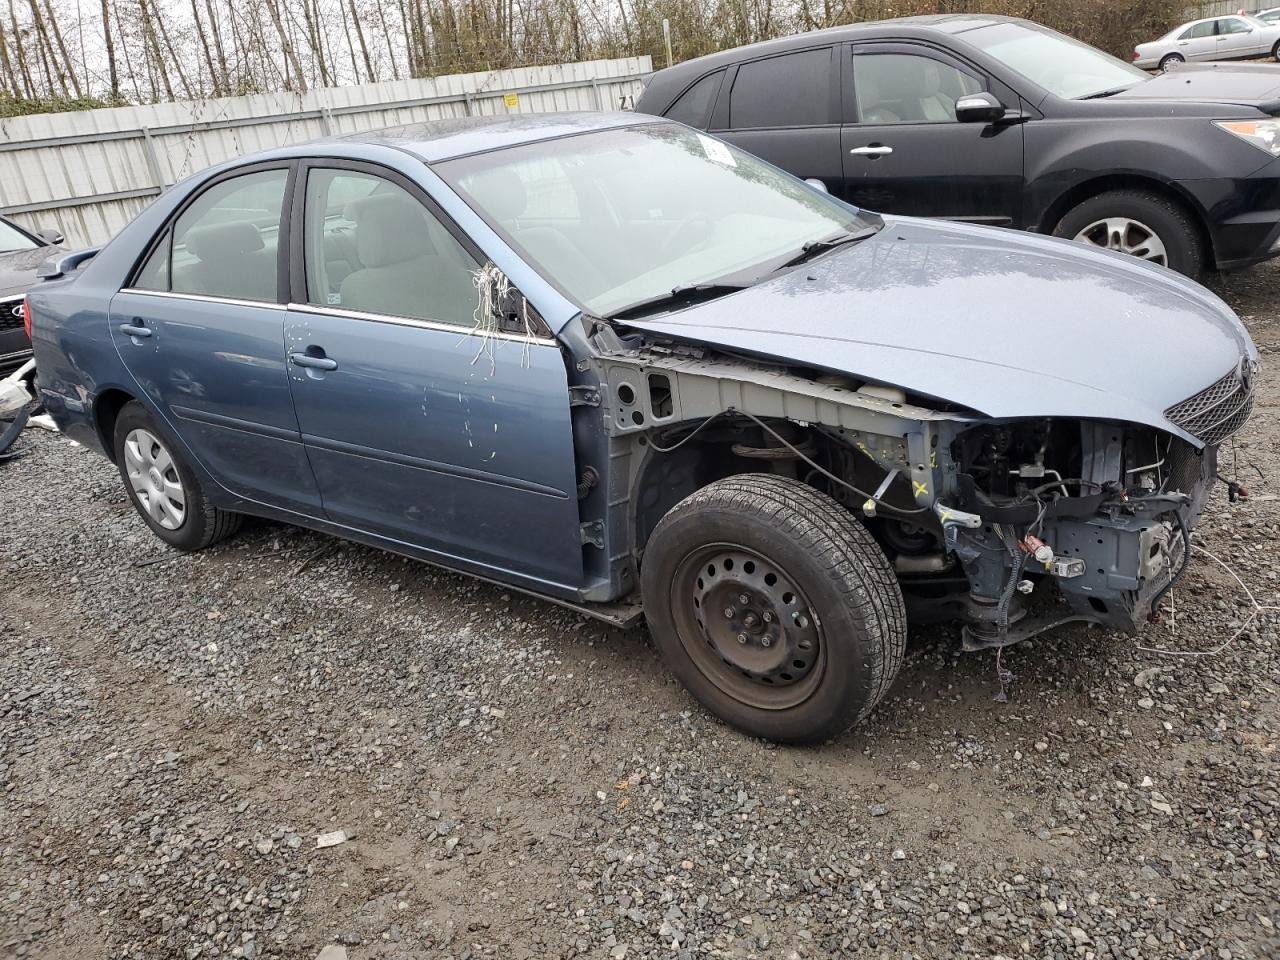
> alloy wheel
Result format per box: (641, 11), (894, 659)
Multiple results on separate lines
(670, 544), (826, 710)
(123, 428), (187, 530)
(1072, 217), (1169, 266)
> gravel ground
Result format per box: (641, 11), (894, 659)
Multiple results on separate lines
(2, 264), (1279, 960)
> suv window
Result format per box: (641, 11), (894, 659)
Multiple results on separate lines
(853, 52), (982, 124)
(141, 169), (288, 301)
(729, 49), (831, 128)
(1180, 21), (1215, 39)
(303, 168), (478, 326)
(665, 71), (723, 128)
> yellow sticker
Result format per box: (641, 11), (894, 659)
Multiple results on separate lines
(929, 450), (937, 468)
(503, 92), (519, 108)
(912, 480), (929, 498)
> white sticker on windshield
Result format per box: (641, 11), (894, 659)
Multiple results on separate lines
(697, 134), (736, 167)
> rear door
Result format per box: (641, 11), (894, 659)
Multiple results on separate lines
(840, 42), (1024, 225)
(1177, 20), (1220, 61)
(283, 162), (584, 593)
(109, 163), (323, 514)
(709, 46), (843, 194)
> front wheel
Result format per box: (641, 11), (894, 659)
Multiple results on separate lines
(1273, 40), (1280, 61)
(640, 474), (906, 744)
(1053, 189), (1205, 278)
(113, 401), (242, 551)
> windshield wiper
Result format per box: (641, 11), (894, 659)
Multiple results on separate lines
(608, 281), (749, 321)
(1077, 84), (1138, 100)
(774, 227), (879, 271)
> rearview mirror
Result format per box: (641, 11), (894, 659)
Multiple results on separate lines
(803, 178), (829, 194)
(955, 92), (1006, 124)
(36, 228), (64, 246)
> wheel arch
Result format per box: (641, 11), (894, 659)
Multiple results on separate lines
(93, 387), (138, 463)
(1038, 174), (1215, 264)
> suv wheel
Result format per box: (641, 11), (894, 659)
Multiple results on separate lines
(640, 474), (906, 744)
(113, 401), (241, 550)
(1053, 189), (1204, 278)
(1159, 53), (1184, 71)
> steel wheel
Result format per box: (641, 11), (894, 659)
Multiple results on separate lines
(123, 427), (187, 530)
(1072, 216), (1169, 265)
(670, 543), (826, 710)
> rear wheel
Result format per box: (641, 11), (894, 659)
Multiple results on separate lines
(1159, 53), (1184, 71)
(1053, 189), (1205, 278)
(640, 474), (906, 744)
(113, 401), (241, 551)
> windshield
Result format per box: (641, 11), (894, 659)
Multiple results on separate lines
(0, 219), (39, 253)
(965, 22), (1148, 100)
(438, 123), (869, 317)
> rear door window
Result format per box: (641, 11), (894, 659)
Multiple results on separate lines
(136, 169), (288, 302)
(728, 48), (832, 128)
(664, 71), (724, 129)
(1180, 21), (1215, 39)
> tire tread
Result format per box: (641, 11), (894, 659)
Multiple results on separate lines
(649, 473), (907, 737)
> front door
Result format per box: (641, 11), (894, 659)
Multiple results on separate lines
(284, 164), (584, 594)
(840, 44), (1024, 226)
(109, 164), (322, 514)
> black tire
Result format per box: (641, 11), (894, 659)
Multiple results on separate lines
(1273, 40), (1280, 62)
(113, 401), (241, 551)
(640, 474), (906, 744)
(1052, 189), (1205, 279)
(1158, 53), (1184, 72)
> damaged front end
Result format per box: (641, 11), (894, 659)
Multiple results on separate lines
(940, 419), (1216, 650)
(584, 321), (1252, 651)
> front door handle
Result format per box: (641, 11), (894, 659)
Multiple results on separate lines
(849, 145), (893, 157)
(289, 352), (338, 371)
(118, 320), (152, 338)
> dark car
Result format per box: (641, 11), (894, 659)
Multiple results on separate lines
(634, 15), (1280, 277)
(0, 215), (65, 376)
(27, 114), (1256, 743)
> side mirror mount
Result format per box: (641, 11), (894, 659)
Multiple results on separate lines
(803, 178), (829, 194)
(36, 228), (64, 246)
(955, 91), (1007, 124)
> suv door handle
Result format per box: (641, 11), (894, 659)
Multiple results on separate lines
(118, 321), (152, 338)
(850, 145), (893, 157)
(289, 352), (338, 371)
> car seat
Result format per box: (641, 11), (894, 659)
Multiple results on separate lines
(174, 221), (277, 300)
(338, 193), (475, 324)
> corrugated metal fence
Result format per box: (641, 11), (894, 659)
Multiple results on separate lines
(0, 56), (652, 248)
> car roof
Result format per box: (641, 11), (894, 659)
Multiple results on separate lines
(637, 15), (1029, 106)
(334, 111), (664, 163)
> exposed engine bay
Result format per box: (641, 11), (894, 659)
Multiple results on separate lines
(583, 323), (1248, 649)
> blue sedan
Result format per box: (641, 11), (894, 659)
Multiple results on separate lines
(28, 113), (1256, 742)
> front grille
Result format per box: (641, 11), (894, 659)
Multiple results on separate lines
(1165, 363), (1255, 447)
(0, 297), (22, 332)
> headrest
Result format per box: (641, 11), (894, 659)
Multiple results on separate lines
(345, 193), (434, 268)
(462, 167), (528, 225)
(184, 221), (264, 262)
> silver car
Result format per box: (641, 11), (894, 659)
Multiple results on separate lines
(1259, 8), (1280, 26)
(1134, 14), (1280, 70)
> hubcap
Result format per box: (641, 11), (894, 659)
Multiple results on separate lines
(671, 545), (825, 710)
(1073, 217), (1168, 266)
(123, 428), (186, 530)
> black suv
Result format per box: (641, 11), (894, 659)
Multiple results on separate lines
(1, 215), (64, 376)
(635, 15), (1280, 277)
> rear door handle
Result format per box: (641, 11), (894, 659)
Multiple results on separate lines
(289, 352), (338, 371)
(849, 145), (893, 157)
(118, 321), (152, 338)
